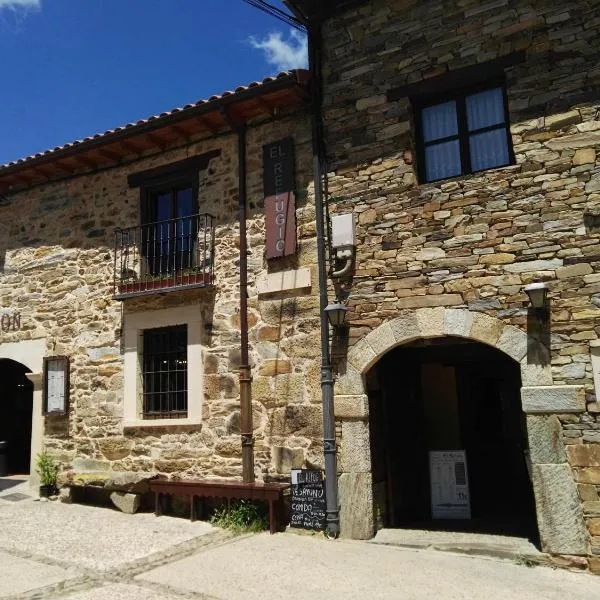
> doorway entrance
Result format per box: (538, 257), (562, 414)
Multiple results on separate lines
(367, 336), (538, 542)
(0, 359), (34, 474)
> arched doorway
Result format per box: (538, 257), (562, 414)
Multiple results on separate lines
(0, 359), (34, 474)
(366, 336), (538, 540)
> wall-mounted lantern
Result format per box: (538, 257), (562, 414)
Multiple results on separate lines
(330, 213), (356, 278)
(325, 302), (347, 328)
(524, 281), (549, 311)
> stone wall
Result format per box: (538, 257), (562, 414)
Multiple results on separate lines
(0, 109), (326, 488)
(320, 0), (600, 560)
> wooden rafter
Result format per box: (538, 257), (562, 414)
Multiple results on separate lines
(119, 139), (143, 155)
(196, 115), (220, 135)
(98, 148), (122, 163)
(145, 132), (166, 149)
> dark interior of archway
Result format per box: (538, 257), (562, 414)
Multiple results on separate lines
(0, 359), (33, 474)
(367, 336), (538, 543)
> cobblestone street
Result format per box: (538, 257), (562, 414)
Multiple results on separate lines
(2, 476), (600, 600)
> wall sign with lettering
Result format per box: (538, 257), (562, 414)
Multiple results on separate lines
(263, 138), (296, 259)
(43, 356), (70, 416)
(1, 312), (21, 333)
(290, 468), (327, 530)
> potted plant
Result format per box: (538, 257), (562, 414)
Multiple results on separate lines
(35, 451), (58, 498)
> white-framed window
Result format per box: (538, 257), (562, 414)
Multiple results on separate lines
(123, 306), (203, 428)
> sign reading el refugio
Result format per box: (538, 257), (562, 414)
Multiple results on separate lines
(263, 138), (296, 259)
(290, 468), (327, 530)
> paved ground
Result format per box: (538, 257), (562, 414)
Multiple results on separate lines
(1, 475), (600, 599)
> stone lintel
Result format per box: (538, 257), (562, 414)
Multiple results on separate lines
(521, 385), (585, 414)
(334, 395), (369, 419)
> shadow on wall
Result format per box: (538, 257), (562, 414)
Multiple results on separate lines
(526, 307), (551, 366)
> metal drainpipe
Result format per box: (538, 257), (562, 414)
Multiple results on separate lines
(237, 123), (255, 484)
(308, 20), (340, 538)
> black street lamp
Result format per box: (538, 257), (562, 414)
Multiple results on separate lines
(325, 302), (347, 328)
(524, 281), (549, 311)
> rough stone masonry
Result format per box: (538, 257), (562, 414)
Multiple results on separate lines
(316, 0), (600, 568)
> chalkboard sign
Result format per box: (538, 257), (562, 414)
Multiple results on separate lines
(290, 469), (327, 530)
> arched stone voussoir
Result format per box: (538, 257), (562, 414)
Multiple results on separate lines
(497, 325), (529, 363)
(346, 337), (378, 374)
(443, 308), (474, 339)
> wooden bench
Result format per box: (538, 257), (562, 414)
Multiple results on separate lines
(149, 479), (289, 534)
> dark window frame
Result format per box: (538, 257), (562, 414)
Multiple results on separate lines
(141, 324), (188, 419)
(413, 78), (515, 184)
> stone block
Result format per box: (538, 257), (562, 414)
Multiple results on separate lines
(505, 259), (563, 273)
(334, 395), (369, 419)
(416, 307), (445, 339)
(556, 263), (593, 279)
(340, 420), (371, 473)
(567, 445), (600, 467)
(578, 484), (598, 502)
(58, 487), (73, 504)
(415, 247), (445, 261)
(496, 326), (528, 362)
(270, 446), (304, 473)
(389, 313), (421, 345)
(347, 338), (377, 373)
(576, 468), (600, 484)
(583, 502), (600, 517)
(470, 312), (503, 347)
(531, 464), (588, 555)
(258, 359), (292, 377)
(71, 458), (111, 472)
(110, 491), (141, 514)
(339, 472), (374, 540)
(335, 364), (365, 396)
(396, 294), (462, 309)
(444, 309), (473, 339)
(364, 322), (396, 357)
(270, 405), (322, 437)
(520, 361), (553, 387)
(526, 415), (566, 464)
(96, 438), (133, 461)
(573, 148), (596, 166)
(521, 385), (585, 413)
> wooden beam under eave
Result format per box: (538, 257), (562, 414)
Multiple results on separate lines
(169, 123), (192, 141)
(74, 155), (99, 170)
(196, 115), (220, 135)
(145, 132), (166, 149)
(119, 139), (143, 156)
(97, 148), (123, 164)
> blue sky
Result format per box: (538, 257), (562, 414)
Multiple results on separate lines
(0, 0), (307, 164)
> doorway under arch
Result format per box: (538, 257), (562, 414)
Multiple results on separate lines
(366, 336), (538, 542)
(0, 359), (34, 474)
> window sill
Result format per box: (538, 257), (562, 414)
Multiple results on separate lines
(123, 418), (202, 429)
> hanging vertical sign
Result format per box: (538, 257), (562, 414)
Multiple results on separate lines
(263, 138), (296, 259)
(429, 450), (471, 520)
(43, 356), (70, 416)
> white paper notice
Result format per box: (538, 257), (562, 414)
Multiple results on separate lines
(429, 450), (471, 520)
(46, 360), (65, 413)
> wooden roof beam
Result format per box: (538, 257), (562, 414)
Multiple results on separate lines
(119, 139), (143, 156)
(169, 123), (192, 141)
(75, 155), (99, 170)
(196, 115), (220, 135)
(145, 132), (166, 149)
(97, 148), (122, 164)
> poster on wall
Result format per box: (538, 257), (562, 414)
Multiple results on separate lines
(429, 450), (471, 520)
(43, 356), (70, 416)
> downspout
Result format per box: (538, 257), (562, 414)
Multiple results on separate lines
(224, 108), (255, 484)
(238, 124), (255, 484)
(308, 19), (340, 537)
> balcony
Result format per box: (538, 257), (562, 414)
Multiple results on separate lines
(114, 213), (214, 299)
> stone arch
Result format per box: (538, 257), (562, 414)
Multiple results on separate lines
(335, 308), (589, 556)
(343, 308), (550, 391)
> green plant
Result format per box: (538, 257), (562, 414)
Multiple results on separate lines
(210, 500), (268, 533)
(35, 451), (59, 487)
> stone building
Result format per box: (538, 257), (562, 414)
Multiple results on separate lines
(288, 0), (600, 566)
(0, 71), (326, 494)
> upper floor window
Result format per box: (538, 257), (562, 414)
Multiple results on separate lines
(415, 84), (513, 183)
(143, 184), (196, 275)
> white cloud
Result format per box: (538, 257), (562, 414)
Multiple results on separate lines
(249, 29), (308, 72)
(0, 0), (40, 8)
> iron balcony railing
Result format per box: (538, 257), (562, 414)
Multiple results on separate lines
(114, 213), (215, 299)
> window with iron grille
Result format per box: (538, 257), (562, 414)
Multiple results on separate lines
(142, 325), (187, 419)
(415, 82), (514, 183)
